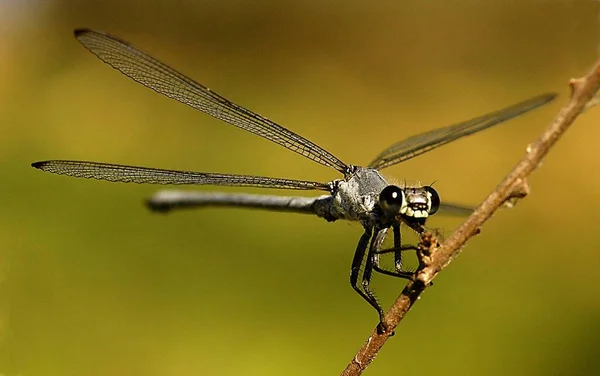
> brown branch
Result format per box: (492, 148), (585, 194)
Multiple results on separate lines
(341, 60), (600, 376)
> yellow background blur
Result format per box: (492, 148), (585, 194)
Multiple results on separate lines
(1, 1), (599, 375)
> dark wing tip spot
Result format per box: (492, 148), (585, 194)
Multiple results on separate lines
(31, 161), (46, 169)
(73, 28), (91, 37)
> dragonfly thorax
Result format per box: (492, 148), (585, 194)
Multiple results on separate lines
(330, 167), (388, 221)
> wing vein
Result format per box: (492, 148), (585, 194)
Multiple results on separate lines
(368, 93), (556, 169)
(32, 160), (330, 191)
(75, 29), (348, 173)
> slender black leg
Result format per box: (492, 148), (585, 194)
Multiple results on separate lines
(350, 227), (385, 323)
(373, 222), (414, 279)
(392, 222), (403, 273)
(361, 227), (389, 330)
(375, 245), (418, 255)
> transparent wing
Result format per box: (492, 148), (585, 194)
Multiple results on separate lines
(74, 29), (348, 173)
(368, 93), (556, 170)
(438, 202), (474, 216)
(31, 160), (330, 191)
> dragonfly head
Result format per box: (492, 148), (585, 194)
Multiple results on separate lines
(378, 185), (439, 221)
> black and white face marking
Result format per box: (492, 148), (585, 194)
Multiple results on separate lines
(424, 186), (440, 215)
(378, 185), (440, 220)
(400, 186), (440, 219)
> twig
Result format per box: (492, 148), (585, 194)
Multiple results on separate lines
(341, 60), (600, 376)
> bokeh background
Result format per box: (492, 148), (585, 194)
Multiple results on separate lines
(1, 1), (599, 375)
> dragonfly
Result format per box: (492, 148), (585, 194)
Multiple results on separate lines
(32, 29), (556, 331)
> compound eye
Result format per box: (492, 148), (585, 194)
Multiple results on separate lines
(425, 186), (440, 215)
(379, 185), (406, 216)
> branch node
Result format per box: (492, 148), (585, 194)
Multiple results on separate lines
(417, 231), (440, 262)
(569, 77), (585, 98)
(511, 177), (530, 198)
(503, 178), (530, 210)
(415, 231), (440, 284)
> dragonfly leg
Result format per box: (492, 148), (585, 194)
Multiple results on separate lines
(373, 222), (415, 279)
(350, 227), (387, 331)
(364, 227), (393, 332)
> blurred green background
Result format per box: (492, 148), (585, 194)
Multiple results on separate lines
(1, 1), (599, 375)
